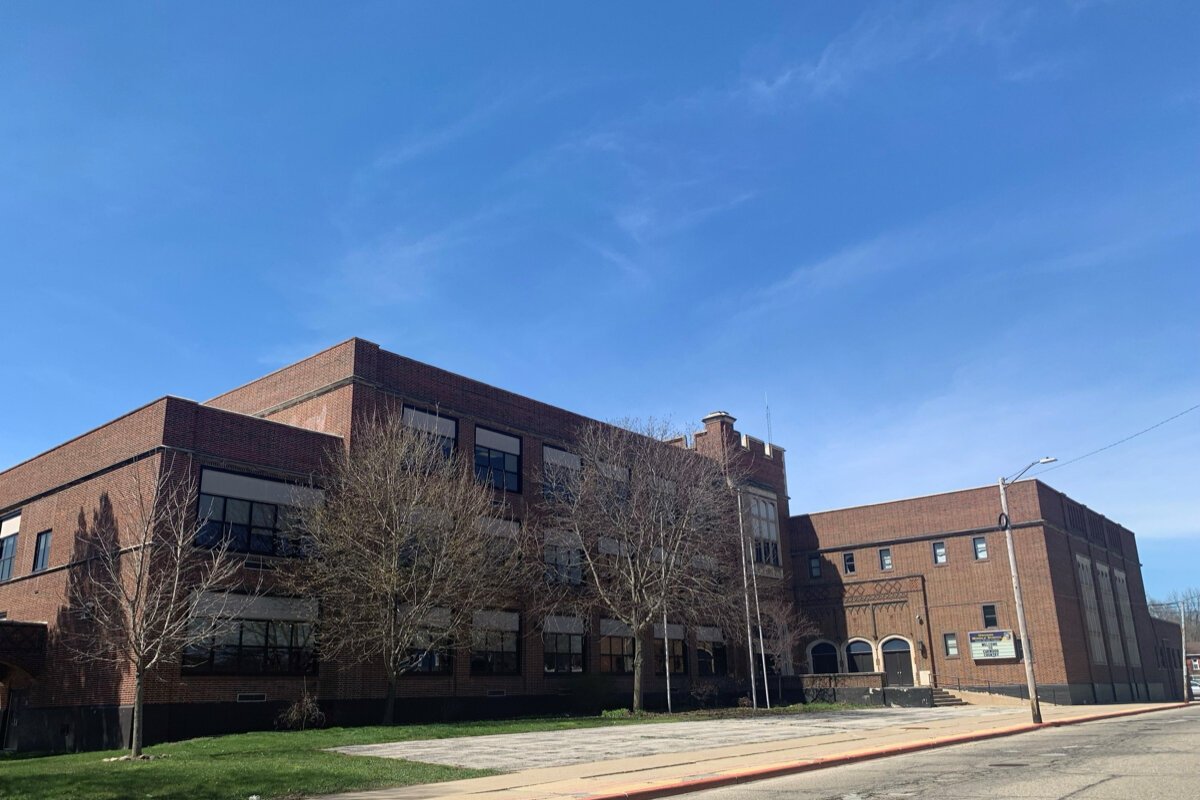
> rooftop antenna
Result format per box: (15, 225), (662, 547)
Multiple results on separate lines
(765, 393), (773, 455)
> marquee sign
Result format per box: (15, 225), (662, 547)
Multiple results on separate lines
(968, 630), (1017, 660)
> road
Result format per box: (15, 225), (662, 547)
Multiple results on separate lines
(690, 706), (1200, 800)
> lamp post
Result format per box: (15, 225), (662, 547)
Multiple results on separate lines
(998, 457), (1055, 724)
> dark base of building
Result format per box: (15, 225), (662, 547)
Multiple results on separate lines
(947, 680), (1175, 705)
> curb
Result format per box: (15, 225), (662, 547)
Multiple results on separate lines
(584, 703), (1192, 800)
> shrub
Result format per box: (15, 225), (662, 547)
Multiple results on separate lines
(276, 692), (326, 731)
(600, 708), (632, 719)
(689, 680), (719, 708)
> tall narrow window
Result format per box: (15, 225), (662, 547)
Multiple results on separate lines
(542, 446), (580, 502)
(32, 530), (52, 573)
(808, 554), (822, 578)
(972, 536), (988, 560)
(654, 622), (687, 675)
(842, 552), (856, 575)
(932, 541), (947, 565)
(943, 633), (959, 657)
(696, 627), (727, 676)
(474, 427), (521, 492)
(0, 512), (19, 582)
(747, 495), (781, 567)
(878, 547), (893, 571)
(982, 604), (998, 628)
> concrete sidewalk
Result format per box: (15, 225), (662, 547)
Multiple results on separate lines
(319, 702), (1192, 800)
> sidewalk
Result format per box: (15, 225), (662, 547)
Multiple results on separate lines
(319, 702), (1191, 800)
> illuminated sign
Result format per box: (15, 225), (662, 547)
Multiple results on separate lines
(968, 630), (1017, 660)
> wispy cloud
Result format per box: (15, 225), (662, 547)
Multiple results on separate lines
(744, 2), (1017, 106)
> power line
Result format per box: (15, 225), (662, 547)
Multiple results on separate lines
(1032, 402), (1200, 476)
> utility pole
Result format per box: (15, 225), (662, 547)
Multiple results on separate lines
(999, 460), (1053, 725)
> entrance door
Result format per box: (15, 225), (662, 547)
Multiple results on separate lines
(881, 639), (914, 686)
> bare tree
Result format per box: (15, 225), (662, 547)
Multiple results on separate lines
(541, 419), (744, 712)
(67, 456), (247, 757)
(755, 593), (818, 702)
(288, 413), (534, 724)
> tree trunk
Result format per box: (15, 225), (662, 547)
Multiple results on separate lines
(632, 639), (644, 713)
(383, 673), (397, 725)
(131, 671), (144, 757)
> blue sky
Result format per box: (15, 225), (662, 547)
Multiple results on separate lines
(1, 2), (1196, 598)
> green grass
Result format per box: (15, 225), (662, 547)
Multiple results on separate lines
(0, 703), (862, 800)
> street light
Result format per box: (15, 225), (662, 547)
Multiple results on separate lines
(998, 456), (1056, 724)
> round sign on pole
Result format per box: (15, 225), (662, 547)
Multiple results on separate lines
(998, 512), (1009, 529)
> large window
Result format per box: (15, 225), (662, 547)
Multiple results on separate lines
(470, 610), (520, 675)
(0, 513), (19, 582)
(32, 530), (52, 573)
(846, 640), (874, 673)
(747, 495), (781, 567)
(194, 470), (321, 558)
(474, 427), (521, 492)
(696, 628), (727, 676)
(542, 446), (580, 502)
(183, 618), (316, 675)
(810, 642), (839, 673)
(408, 608), (452, 674)
(197, 493), (301, 557)
(543, 615), (585, 674)
(600, 619), (635, 674)
(402, 406), (457, 458)
(544, 542), (583, 585)
(654, 623), (687, 675)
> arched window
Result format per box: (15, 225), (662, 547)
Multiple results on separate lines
(810, 641), (839, 674)
(846, 640), (875, 673)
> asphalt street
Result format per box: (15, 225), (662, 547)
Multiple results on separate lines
(687, 705), (1200, 800)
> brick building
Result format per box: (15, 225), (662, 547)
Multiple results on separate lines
(0, 339), (790, 751)
(790, 483), (1184, 705)
(0, 338), (1182, 752)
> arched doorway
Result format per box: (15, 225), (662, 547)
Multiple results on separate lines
(881, 638), (914, 686)
(846, 640), (875, 673)
(810, 641), (839, 674)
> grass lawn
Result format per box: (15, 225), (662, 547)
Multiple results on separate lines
(0, 702), (859, 800)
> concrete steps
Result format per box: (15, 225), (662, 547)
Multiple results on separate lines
(931, 688), (970, 707)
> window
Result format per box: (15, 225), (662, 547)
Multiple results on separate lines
(474, 427), (521, 492)
(943, 633), (959, 657)
(878, 548), (893, 571)
(932, 541), (947, 565)
(846, 640), (874, 673)
(410, 641), (452, 674)
(982, 604), (998, 628)
(842, 552), (856, 575)
(32, 530), (52, 573)
(543, 633), (584, 674)
(654, 623), (687, 675)
(543, 615), (585, 674)
(543, 543), (583, 585)
(972, 536), (988, 560)
(600, 619), (635, 674)
(470, 610), (520, 675)
(197, 493), (302, 557)
(542, 446), (580, 502)
(408, 608), (452, 674)
(747, 495), (781, 567)
(696, 629), (727, 676)
(808, 554), (822, 578)
(402, 406), (457, 458)
(810, 642), (839, 673)
(655, 639), (687, 675)
(0, 512), (20, 582)
(182, 618), (316, 675)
